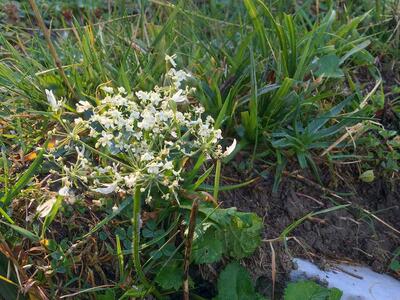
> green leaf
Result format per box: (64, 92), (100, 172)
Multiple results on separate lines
(284, 281), (343, 300)
(193, 165), (214, 190)
(119, 286), (148, 299)
(225, 212), (263, 259)
(265, 77), (294, 122)
(198, 207), (238, 226)
(190, 207), (263, 262)
(359, 170), (375, 183)
(390, 259), (400, 272)
(315, 55), (344, 78)
(214, 262), (266, 300)
(96, 289), (116, 300)
(192, 226), (224, 264)
(116, 234), (125, 281)
(389, 248), (400, 272)
(155, 261), (183, 291)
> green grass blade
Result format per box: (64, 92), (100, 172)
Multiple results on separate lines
(193, 165), (214, 190)
(41, 196), (63, 239)
(1, 141), (47, 206)
(306, 96), (353, 134)
(243, 0), (268, 56)
(80, 196), (131, 239)
(0, 220), (40, 242)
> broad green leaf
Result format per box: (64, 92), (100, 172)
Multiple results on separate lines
(359, 170), (375, 183)
(190, 206), (263, 262)
(96, 289), (116, 300)
(155, 261), (183, 291)
(196, 207), (238, 226)
(192, 227), (224, 264)
(315, 55), (344, 78)
(225, 212), (263, 259)
(284, 280), (342, 300)
(214, 262), (266, 300)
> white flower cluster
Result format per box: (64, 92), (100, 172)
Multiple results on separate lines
(49, 57), (229, 204)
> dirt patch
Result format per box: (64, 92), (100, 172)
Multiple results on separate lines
(219, 164), (400, 294)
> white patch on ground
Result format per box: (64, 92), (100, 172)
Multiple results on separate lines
(290, 258), (400, 300)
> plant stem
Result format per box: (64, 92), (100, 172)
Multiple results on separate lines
(213, 159), (221, 203)
(183, 199), (199, 300)
(132, 186), (162, 299)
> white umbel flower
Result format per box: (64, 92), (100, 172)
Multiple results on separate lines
(51, 55), (225, 201)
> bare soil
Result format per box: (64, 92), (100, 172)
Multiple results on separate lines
(219, 164), (400, 296)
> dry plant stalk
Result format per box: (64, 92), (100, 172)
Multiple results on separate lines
(321, 122), (365, 156)
(269, 242), (276, 300)
(183, 199), (199, 300)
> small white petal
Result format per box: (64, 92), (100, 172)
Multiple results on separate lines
(223, 139), (237, 156)
(45, 89), (60, 111)
(171, 90), (187, 103)
(76, 100), (92, 113)
(58, 186), (70, 196)
(93, 182), (118, 194)
(36, 197), (57, 218)
(165, 54), (177, 67)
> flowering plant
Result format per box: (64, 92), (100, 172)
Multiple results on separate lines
(40, 56), (240, 298)
(45, 57), (230, 205)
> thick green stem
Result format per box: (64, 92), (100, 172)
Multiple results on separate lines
(213, 159), (221, 203)
(132, 186), (161, 298)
